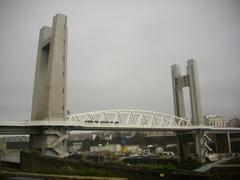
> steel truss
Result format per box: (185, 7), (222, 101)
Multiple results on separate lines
(67, 110), (191, 129)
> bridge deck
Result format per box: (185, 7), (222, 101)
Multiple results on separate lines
(0, 120), (240, 135)
(1, 110), (240, 134)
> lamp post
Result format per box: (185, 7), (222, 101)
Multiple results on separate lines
(98, 144), (102, 163)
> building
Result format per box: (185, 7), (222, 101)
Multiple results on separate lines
(204, 115), (226, 127)
(90, 144), (139, 154)
(90, 144), (122, 153)
(146, 131), (175, 137)
(0, 136), (29, 150)
(228, 117), (240, 127)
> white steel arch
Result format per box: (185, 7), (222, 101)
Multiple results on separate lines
(67, 110), (191, 129)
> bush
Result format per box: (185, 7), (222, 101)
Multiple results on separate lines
(132, 163), (176, 171)
(37, 165), (117, 177)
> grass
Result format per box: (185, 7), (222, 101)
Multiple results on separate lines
(37, 165), (118, 177)
(132, 163), (176, 171)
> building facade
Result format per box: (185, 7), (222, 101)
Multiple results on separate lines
(204, 115), (226, 127)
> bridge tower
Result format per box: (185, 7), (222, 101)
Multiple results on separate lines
(171, 59), (206, 163)
(30, 14), (68, 156)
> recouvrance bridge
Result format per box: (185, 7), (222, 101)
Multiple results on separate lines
(0, 13), (239, 163)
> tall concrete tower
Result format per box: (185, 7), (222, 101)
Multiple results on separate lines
(171, 60), (204, 126)
(30, 14), (68, 156)
(31, 13), (67, 121)
(171, 59), (206, 163)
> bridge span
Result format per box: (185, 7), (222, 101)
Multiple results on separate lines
(0, 110), (239, 134)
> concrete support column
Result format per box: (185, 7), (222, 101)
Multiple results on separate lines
(31, 26), (52, 120)
(30, 128), (68, 156)
(227, 131), (232, 154)
(47, 14), (67, 120)
(31, 13), (67, 121)
(176, 134), (193, 162)
(171, 64), (186, 118)
(171, 59), (206, 163)
(30, 14), (68, 157)
(29, 132), (45, 153)
(194, 130), (205, 163)
(215, 133), (231, 153)
(187, 59), (204, 126)
(187, 60), (206, 163)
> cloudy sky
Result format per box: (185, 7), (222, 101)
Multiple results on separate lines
(0, 0), (240, 121)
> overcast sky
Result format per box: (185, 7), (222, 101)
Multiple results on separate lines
(0, 0), (240, 121)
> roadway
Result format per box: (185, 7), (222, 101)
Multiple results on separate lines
(0, 120), (240, 135)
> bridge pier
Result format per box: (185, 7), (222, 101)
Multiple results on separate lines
(172, 60), (206, 163)
(177, 131), (207, 162)
(177, 134), (192, 161)
(30, 13), (68, 157)
(194, 130), (206, 163)
(30, 128), (68, 156)
(227, 131), (232, 154)
(215, 132), (232, 154)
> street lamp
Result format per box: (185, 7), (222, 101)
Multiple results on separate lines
(98, 144), (102, 163)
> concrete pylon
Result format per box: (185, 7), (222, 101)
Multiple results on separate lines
(171, 59), (206, 163)
(187, 60), (204, 126)
(30, 14), (68, 156)
(171, 64), (186, 118)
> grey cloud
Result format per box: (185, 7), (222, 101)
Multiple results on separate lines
(0, 0), (240, 121)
